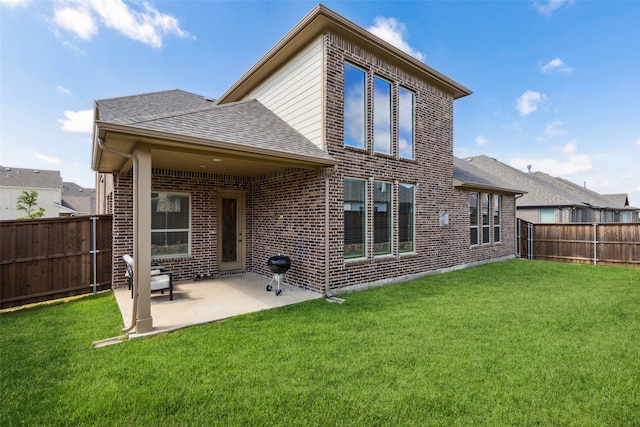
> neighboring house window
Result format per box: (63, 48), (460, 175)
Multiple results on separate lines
(481, 193), (490, 244)
(398, 87), (414, 160)
(621, 211), (631, 223)
(470, 192), (479, 245)
(151, 192), (190, 257)
(344, 63), (366, 149)
(399, 183), (415, 253)
(493, 195), (501, 243)
(373, 181), (392, 255)
(344, 178), (366, 259)
(373, 76), (392, 155)
(540, 208), (555, 223)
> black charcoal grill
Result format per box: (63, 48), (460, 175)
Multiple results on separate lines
(266, 255), (291, 296)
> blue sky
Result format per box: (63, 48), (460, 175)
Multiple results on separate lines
(1, 0), (639, 205)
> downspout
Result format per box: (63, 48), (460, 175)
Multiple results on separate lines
(514, 193), (524, 258)
(324, 166), (338, 297)
(97, 137), (139, 333)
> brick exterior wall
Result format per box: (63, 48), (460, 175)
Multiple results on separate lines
(107, 29), (517, 294)
(322, 32), (515, 292)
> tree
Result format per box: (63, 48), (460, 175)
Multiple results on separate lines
(16, 190), (46, 219)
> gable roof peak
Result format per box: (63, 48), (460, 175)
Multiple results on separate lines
(217, 4), (471, 104)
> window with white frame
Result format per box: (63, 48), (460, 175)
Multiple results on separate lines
(344, 178), (367, 259)
(373, 181), (392, 255)
(399, 183), (415, 252)
(151, 192), (190, 257)
(343, 63), (366, 149)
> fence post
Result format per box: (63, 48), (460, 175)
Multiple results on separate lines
(593, 223), (597, 265)
(528, 222), (533, 260)
(91, 216), (98, 294)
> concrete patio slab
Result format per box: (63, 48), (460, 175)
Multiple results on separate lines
(113, 273), (322, 339)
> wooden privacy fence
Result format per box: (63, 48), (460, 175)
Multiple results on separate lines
(1, 215), (112, 309)
(517, 220), (639, 267)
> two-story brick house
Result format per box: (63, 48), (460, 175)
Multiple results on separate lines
(93, 5), (521, 333)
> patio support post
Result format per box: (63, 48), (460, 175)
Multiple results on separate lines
(134, 144), (153, 333)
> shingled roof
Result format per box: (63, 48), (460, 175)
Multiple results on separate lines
(95, 89), (335, 165)
(453, 157), (523, 194)
(463, 155), (636, 210)
(0, 166), (62, 190)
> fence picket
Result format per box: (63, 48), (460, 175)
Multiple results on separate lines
(517, 220), (639, 267)
(1, 215), (113, 309)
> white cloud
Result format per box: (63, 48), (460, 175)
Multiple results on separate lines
(543, 120), (568, 139)
(509, 140), (592, 176)
(0, 0), (31, 8)
(58, 109), (93, 133)
(56, 85), (71, 95)
(635, 139), (640, 150)
(53, 3), (97, 40)
(475, 135), (489, 147)
(533, 0), (571, 16)
(27, 150), (61, 165)
(368, 16), (425, 62)
(51, 0), (193, 48)
(540, 58), (572, 74)
(516, 90), (546, 116)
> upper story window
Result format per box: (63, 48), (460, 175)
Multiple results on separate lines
(373, 77), (392, 155)
(398, 87), (415, 159)
(343, 62), (416, 160)
(343, 63), (366, 149)
(151, 192), (190, 257)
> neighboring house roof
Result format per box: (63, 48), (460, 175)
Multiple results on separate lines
(602, 193), (633, 208)
(532, 173), (628, 210)
(452, 157), (524, 195)
(217, 4), (472, 104)
(464, 155), (637, 211)
(0, 166), (62, 190)
(62, 182), (96, 215)
(94, 91), (337, 173)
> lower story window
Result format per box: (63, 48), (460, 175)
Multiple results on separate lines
(493, 194), (501, 243)
(151, 192), (190, 257)
(540, 208), (555, 223)
(374, 181), (392, 255)
(470, 192), (479, 245)
(399, 183), (415, 252)
(344, 178), (366, 259)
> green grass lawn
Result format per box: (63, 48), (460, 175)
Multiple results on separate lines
(2, 259), (639, 426)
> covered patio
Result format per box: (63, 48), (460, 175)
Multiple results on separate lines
(93, 91), (337, 335)
(111, 273), (322, 339)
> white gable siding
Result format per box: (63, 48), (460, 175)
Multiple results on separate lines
(247, 36), (324, 149)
